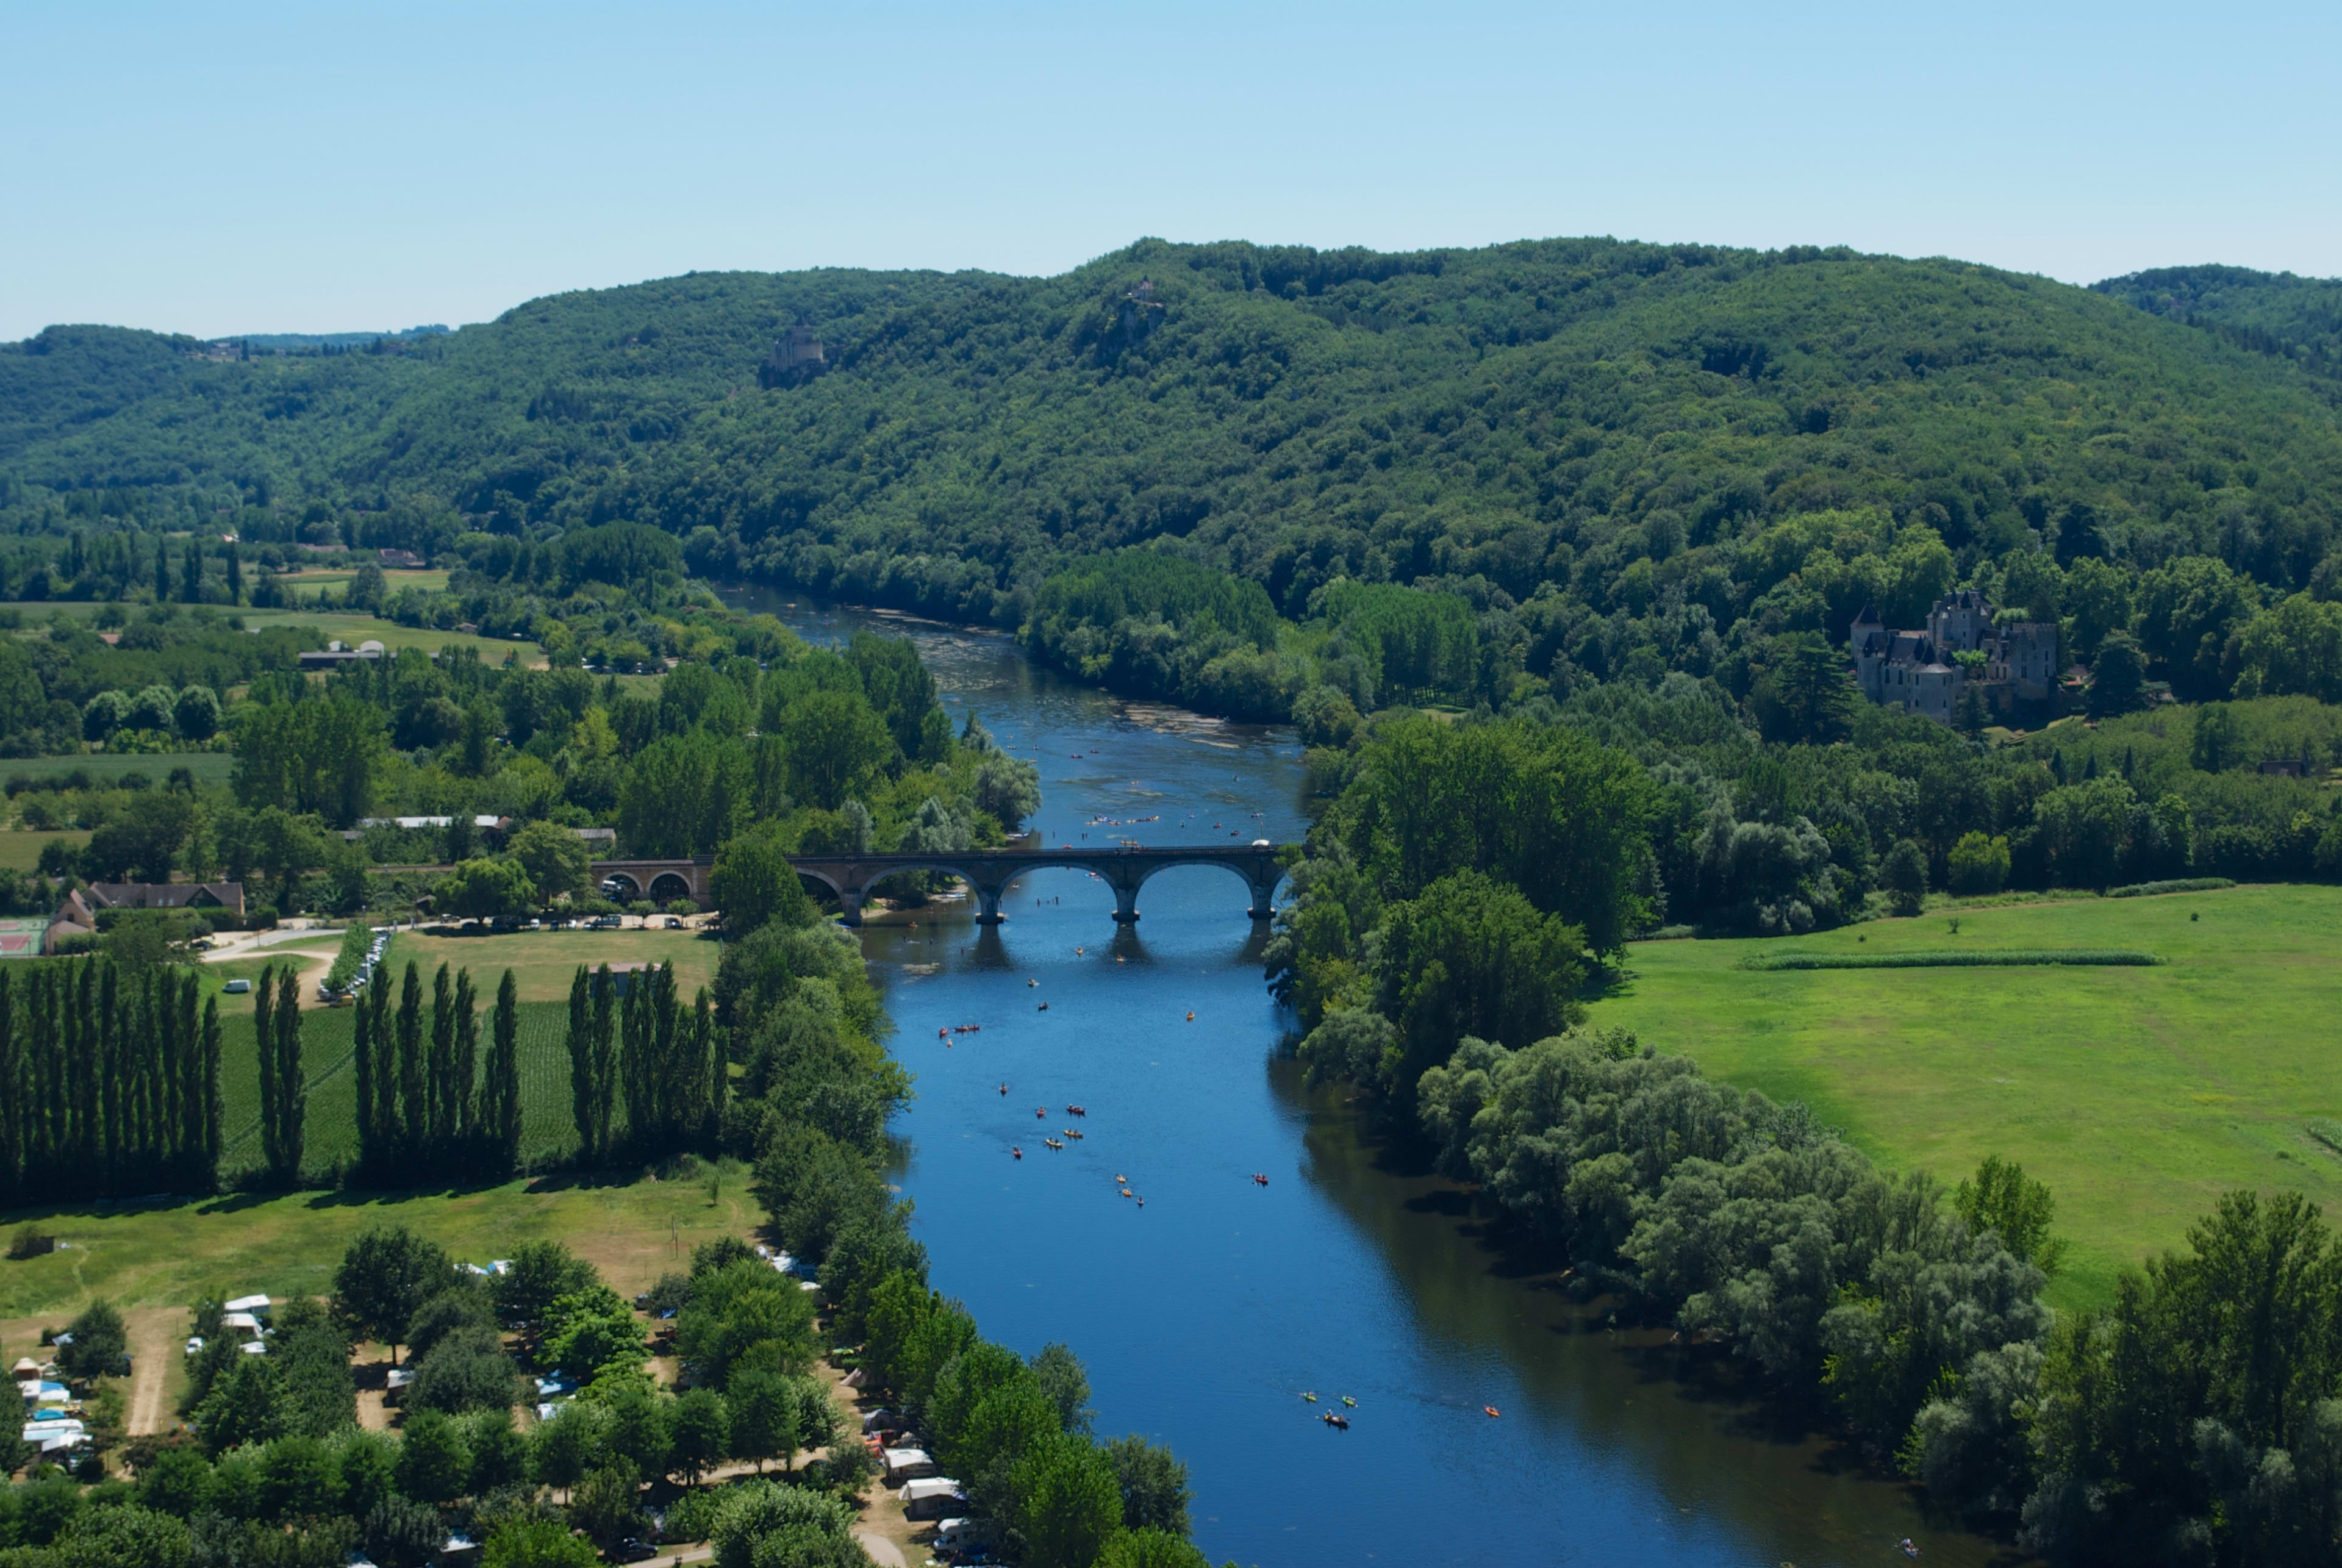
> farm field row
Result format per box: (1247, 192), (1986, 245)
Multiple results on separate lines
(1589, 883), (2342, 1308)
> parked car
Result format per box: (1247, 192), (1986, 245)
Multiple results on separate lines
(609, 1540), (657, 1563)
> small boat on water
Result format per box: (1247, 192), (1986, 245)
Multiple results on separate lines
(1065, 1129), (1083, 1140)
(1251, 1173), (1269, 1186)
(1044, 1138), (1064, 1150)
(1028, 978), (1038, 987)
(1302, 1392), (1317, 1403)
(1341, 1396), (1356, 1407)
(1038, 1002), (1049, 1011)
(1119, 1187), (1133, 1198)
(1036, 1108), (1048, 1118)
(1185, 1011), (1195, 1021)
(1483, 1406), (1501, 1419)
(1067, 1105), (1086, 1116)
(1322, 1412), (1349, 1430)
(1012, 1148), (1023, 1160)
(998, 1084), (1009, 1095)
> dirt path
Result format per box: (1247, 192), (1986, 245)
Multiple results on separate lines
(124, 1306), (181, 1436)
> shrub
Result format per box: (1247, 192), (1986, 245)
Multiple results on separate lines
(1946, 832), (2011, 897)
(8, 1225), (56, 1259)
(2105, 876), (2235, 898)
(1739, 949), (2161, 971)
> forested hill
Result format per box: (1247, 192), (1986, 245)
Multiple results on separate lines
(2092, 264), (2342, 392)
(6, 236), (2342, 657)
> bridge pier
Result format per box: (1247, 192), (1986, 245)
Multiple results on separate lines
(1248, 873), (1279, 922)
(1111, 882), (1140, 923)
(973, 882), (1006, 925)
(839, 889), (865, 928)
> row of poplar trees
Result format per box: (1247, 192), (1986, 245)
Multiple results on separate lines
(349, 959), (524, 1181)
(0, 961), (226, 1203)
(250, 966), (307, 1186)
(565, 961), (725, 1165)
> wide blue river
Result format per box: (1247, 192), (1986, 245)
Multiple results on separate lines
(734, 589), (1997, 1568)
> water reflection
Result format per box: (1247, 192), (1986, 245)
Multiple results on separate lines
(722, 586), (2008, 1568)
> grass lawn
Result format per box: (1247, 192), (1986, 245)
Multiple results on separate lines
(1589, 883), (2342, 1308)
(0, 753), (236, 789)
(272, 569), (450, 600)
(0, 830), (85, 870)
(0, 1167), (760, 1328)
(234, 610), (542, 666)
(388, 927), (723, 1003)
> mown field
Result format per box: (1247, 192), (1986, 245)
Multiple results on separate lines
(0, 1169), (759, 1322)
(1589, 883), (2342, 1308)
(0, 753), (235, 789)
(204, 928), (725, 1178)
(388, 927), (720, 1003)
(232, 609), (540, 665)
(0, 829), (85, 869)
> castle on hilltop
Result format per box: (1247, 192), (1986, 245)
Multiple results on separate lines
(759, 314), (828, 389)
(1850, 590), (2059, 726)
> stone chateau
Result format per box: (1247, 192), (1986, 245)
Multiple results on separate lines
(1850, 590), (2058, 725)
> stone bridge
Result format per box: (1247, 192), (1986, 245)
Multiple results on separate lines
(591, 857), (714, 908)
(789, 845), (1289, 926)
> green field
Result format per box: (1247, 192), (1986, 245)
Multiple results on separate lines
(213, 986), (585, 1178)
(0, 1169), (759, 1324)
(0, 753), (235, 789)
(233, 610), (540, 665)
(389, 927), (722, 1003)
(0, 830), (85, 870)
(1590, 884), (2342, 1307)
(199, 931), (661, 1176)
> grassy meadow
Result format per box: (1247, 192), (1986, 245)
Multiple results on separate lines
(195, 928), (725, 1177)
(1590, 884), (2342, 1307)
(0, 1167), (759, 1326)
(387, 927), (722, 1003)
(0, 830), (85, 870)
(0, 753), (235, 790)
(232, 609), (540, 665)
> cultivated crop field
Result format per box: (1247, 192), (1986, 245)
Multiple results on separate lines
(1590, 883), (2342, 1307)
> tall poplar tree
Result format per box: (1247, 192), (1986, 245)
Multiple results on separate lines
(367, 975), (395, 1159)
(353, 965), (376, 1165)
(590, 964), (617, 1158)
(270, 965), (304, 1184)
(487, 968), (521, 1173)
(452, 968), (478, 1145)
(199, 992), (223, 1184)
(255, 962), (281, 1179)
(566, 964), (594, 1165)
(429, 962), (455, 1148)
(396, 961), (425, 1160)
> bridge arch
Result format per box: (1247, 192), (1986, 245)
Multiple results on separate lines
(600, 871), (642, 903)
(648, 872), (695, 904)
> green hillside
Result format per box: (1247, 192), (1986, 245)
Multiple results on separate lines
(5, 237), (2342, 711)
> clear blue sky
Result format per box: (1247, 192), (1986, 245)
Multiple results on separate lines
(3, 1), (2335, 341)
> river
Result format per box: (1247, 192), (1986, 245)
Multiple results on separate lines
(726, 587), (1999, 1568)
